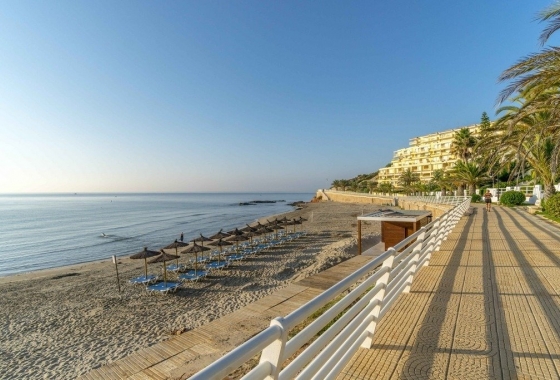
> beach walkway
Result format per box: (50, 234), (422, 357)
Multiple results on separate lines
(338, 205), (560, 379)
(79, 255), (374, 380)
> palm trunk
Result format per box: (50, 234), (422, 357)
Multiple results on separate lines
(469, 184), (475, 196)
(457, 185), (465, 196)
(544, 182), (556, 199)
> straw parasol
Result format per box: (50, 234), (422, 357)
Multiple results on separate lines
(266, 219), (284, 238)
(208, 238), (233, 264)
(227, 228), (245, 237)
(241, 224), (258, 233)
(257, 225), (274, 240)
(209, 229), (231, 240)
(181, 242), (210, 274)
(278, 218), (292, 234)
(242, 230), (260, 244)
(164, 239), (189, 267)
(298, 216), (307, 232)
(148, 250), (180, 286)
(191, 234), (212, 261)
(292, 218), (302, 233)
(130, 247), (160, 279)
(226, 233), (248, 250)
(282, 219), (295, 234)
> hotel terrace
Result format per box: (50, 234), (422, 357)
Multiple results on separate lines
(377, 124), (479, 186)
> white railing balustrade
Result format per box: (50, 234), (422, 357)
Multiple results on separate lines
(189, 198), (470, 380)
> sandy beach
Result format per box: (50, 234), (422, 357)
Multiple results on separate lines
(0, 201), (383, 379)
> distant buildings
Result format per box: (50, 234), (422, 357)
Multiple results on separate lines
(377, 125), (479, 186)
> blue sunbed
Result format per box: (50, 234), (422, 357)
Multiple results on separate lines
(178, 270), (208, 282)
(129, 275), (158, 285)
(146, 281), (181, 294)
(206, 261), (228, 271)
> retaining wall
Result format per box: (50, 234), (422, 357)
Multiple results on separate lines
(318, 190), (453, 217)
(319, 190), (395, 206)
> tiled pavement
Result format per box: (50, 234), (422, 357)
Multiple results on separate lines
(338, 205), (560, 380)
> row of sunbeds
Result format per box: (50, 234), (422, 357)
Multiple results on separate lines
(132, 230), (307, 294)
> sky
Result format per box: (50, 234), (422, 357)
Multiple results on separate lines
(0, 0), (555, 193)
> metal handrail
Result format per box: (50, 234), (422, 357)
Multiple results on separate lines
(189, 198), (470, 380)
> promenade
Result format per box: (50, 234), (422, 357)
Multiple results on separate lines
(339, 205), (560, 379)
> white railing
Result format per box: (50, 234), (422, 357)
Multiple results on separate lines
(406, 195), (469, 205)
(189, 198), (470, 380)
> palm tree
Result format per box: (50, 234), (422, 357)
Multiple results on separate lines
(491, 97), (559, 197)
(451, 161), (488, 196)
(398, 169), (420, 195)
(378, 182), (393, 195)
(331, 179), (342, 191)
(495, 3), (560, 198)
(431, 169), (449, 196)
(450, 128), (477, 163)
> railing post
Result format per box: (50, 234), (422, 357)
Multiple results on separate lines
(361, 249), (395, 348)
(259, 317), (287, 380)
(424, 219), (440, 265)
(434, 213), (448, 251)
(404, 228), (425, 293)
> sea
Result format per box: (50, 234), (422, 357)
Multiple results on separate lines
(0, 193), (313, 277)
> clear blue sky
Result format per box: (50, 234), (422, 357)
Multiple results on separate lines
(0, 1), (554, 193)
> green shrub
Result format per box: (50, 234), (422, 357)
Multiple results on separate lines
(544, 193), (560, 218)
(471, 194), (482, 203)
(499, 190), (526, 206)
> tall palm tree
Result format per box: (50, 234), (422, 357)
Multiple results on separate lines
(450, 128), (477, 163)
(378, 182), (393, 195)
(331, 179), (342, 191)
(451, 161), (488, 196)
(495, 3), (560, 198)
(492, 97), (559, 197)
(431, 169), (449, 196)
(398, 168), (420, 195)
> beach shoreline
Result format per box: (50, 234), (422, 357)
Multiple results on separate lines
(1, 201), (383, 379)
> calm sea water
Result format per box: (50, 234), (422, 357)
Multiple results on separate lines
(0, 193), (313, 277)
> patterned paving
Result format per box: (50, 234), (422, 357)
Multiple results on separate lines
(339, 205), (560, 380)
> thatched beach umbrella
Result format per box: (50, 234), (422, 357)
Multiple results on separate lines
(241, 224), (258, 233)
(226, 233), (248, 250)
(292, 218), (302, 233)
(130, 247), (160, 279)
(281, 219), (295, 234)
(278, 218), (292, 234)
(257, 225), (274, 240)
(243, 230), (260, 244)
(181, 242), (210, 274)
(191, 234), (212, 261)
(164, 239), (189, 267)
(298, 216), (307, 232)
(208, 238), (233, 264)
(148, 250), (180, 286)
(227, 228), (245, 237)
(266, 219), (284, 238)
(209, 229), (231, 240)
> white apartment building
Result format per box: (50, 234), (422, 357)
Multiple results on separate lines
(377, 125), (479, 186)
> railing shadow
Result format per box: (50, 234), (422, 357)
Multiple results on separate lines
(482, 207), (514, 379)
(494, 208), (560, 377)
(395, 210), (475, 378)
